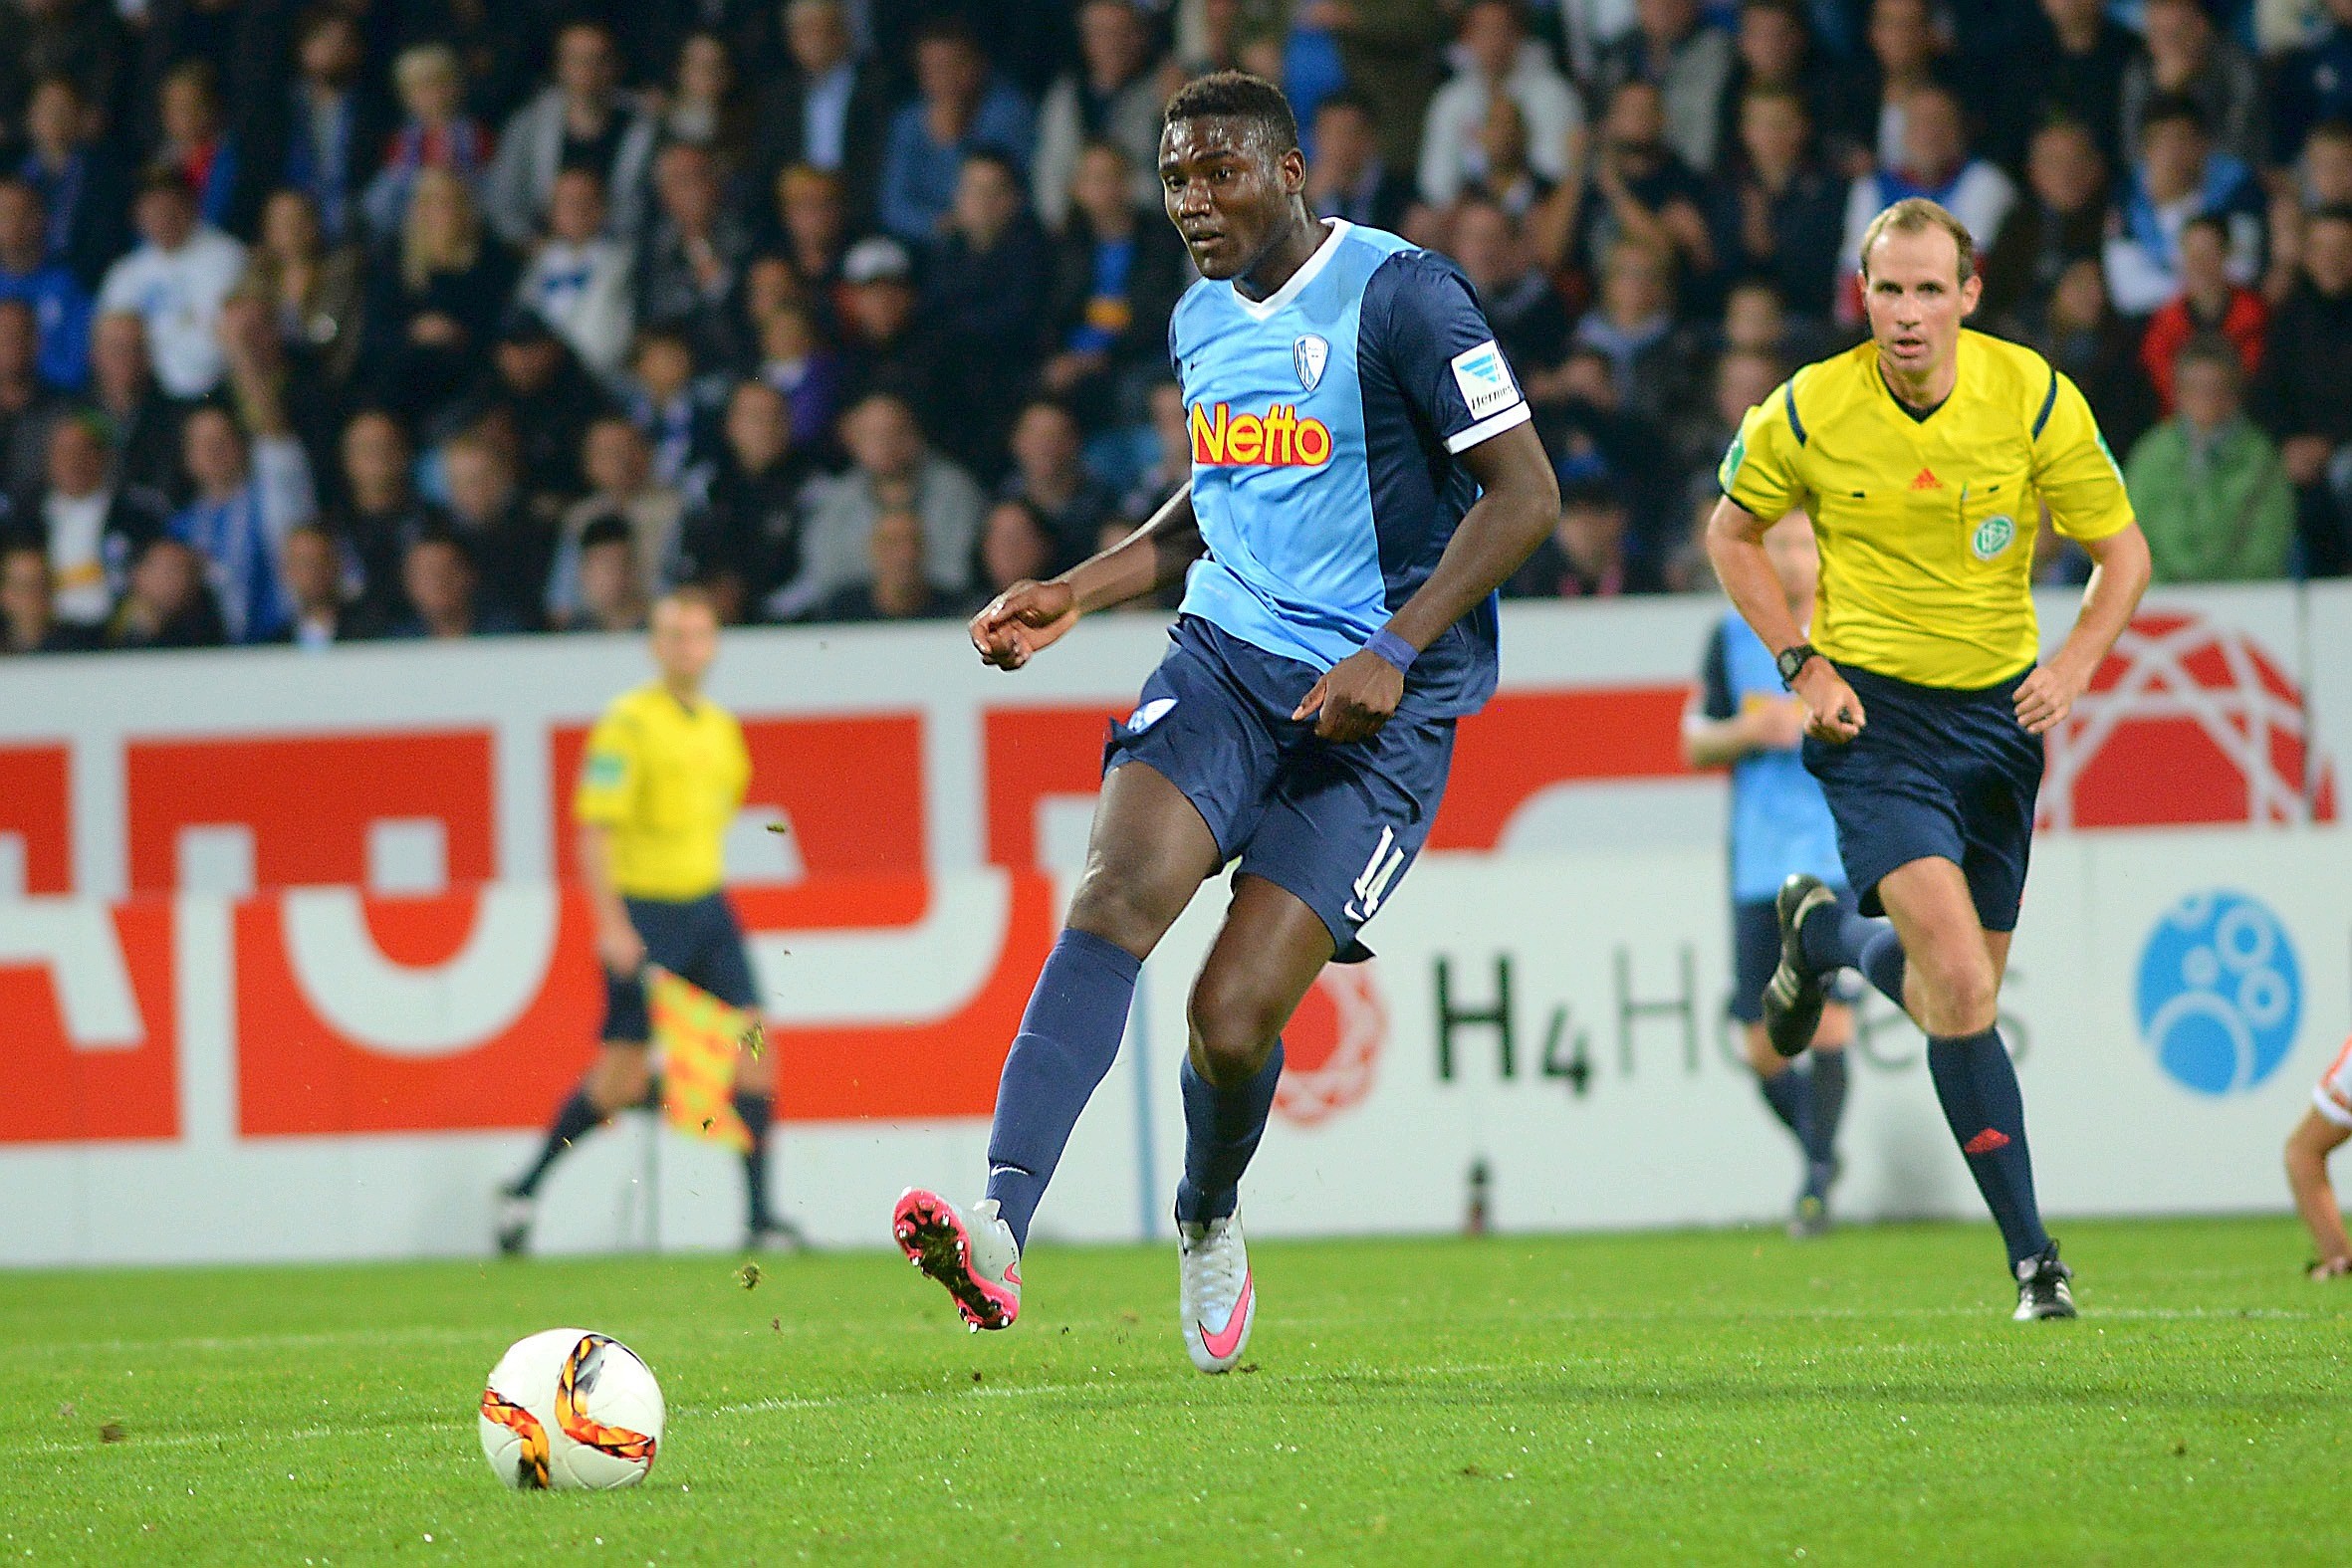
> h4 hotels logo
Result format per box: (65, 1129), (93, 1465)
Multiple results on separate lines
(1189, 401), (1333, 467)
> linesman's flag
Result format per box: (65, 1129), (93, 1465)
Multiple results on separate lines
(646, 966), (763, 1152)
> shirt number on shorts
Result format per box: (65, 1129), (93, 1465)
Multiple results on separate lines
(1345, 826), (1406, 922)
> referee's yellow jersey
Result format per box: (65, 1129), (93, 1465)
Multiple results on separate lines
(1719, 329), (2135, 689)
(574, 683), (752, 901)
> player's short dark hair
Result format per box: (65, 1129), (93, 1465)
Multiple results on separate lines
(1163, 71), (1299, 156)
(2140, 92), (2208, 137)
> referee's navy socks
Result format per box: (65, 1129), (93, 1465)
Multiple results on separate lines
(984, 928), (1142, 1251)
(1798, 900), (1910, 1009)
(1926, 1026), (2049, 1267)
(733, 1089), (775, 1229)
(1174, 1041), (1285, 1226)
(1757, 1061), (1812, 1145)
(514, 1086), (602, 1197)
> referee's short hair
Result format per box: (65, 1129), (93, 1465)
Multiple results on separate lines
(1857, 197), (1977, 286)
(1163, 71), (1299, 156)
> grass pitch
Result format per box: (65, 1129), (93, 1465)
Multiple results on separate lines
(7, 1217), (2343, 1565)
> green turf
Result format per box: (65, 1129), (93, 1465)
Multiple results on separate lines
(5, 1217), (2343, 1564)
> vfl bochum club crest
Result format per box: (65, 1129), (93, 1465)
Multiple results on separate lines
(1294, 334), (1328, 391)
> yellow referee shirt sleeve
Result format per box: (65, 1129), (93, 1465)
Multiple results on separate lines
(574, 709), (640, 826)
(2031, 371), (2135, 543)
(1718, 380), (1804, 523)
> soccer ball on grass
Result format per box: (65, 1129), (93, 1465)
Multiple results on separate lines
(478, 1328), (664, 1490)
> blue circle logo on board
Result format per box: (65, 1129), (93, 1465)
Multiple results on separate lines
(2135, 891), (2300, 1095)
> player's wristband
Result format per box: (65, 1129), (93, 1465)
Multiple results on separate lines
(1364, 628), (1417, 673)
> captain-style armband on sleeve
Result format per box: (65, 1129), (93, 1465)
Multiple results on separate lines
(1364, 628), (1417, 673)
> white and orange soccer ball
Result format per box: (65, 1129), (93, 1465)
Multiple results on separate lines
(477, 1328), (664, 1490)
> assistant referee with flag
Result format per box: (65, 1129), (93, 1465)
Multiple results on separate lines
(1706, 197), (2152, 1320)
(498, 586), (799, 1255)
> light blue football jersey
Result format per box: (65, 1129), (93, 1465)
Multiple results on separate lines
(1168, 219), (1532, 718)
(1699, 608), (1848, 902)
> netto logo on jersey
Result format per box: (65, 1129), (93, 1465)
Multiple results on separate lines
(1189, 401), (1333, 468)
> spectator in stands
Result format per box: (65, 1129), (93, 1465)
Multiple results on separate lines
(2121, 0), (2263, 171)
(1118, 377), (1189, 527)
(215, 291), (341, 485)
(2104, 95), (2263, 320)
(635, 142), (752, 371)
(753, 2), (893, 232)
(457, 311), (615, 504)
(244, 189), (362, 390)
(1418, 0), (1584, 208)
(0, 2), (127, 157)
(1534, 77), (1712, 279)
(363, 44), (492, 242)
(1981, 119), (2108, 326)
(1674, 343), (1780, 517)
(245, 7), (383, 246)
(1989, 0), (2136, 170)
(2141, 215), (2266, 415)
(677, 379), (817, 623)
(1035, 0), (1165, 229)
(547, 416), (680, 627)
(1460, 95), (1557, 219)
(626, 328), (721, 492)
(788, 390), (982, 617)
(558, 514), (651, 632)
(2031, 256), (2158, 457)
(2127, 336), (2293, 585)
(1593, 0), (1736, 177)
(83, 311), (186, 503)
(359, 169), (514, 421)
(811, 502), (958, 620)
(1843, 0), (1953, 175)
(107, 535), (224, 649)
(876, 22), (1036, 243)
(1306, 92), (1418, 233)
(1573, 236), (1696, 426)
(98, 165), (246, 400)
(921, 149), (1051, 472)
(386, 531), (517, 638)
(1838, 84), (2012, 317)
(773, 164), (850, 296)
(658, 32), (757, 174)
(518, 166), (635, 386)
(330, 408), (445, 627)
(0, 176), (92, 391)
(1040, 140), (1188, 419)
(2265, 120), (2352, 306)
(1506, 477), (1656, 597)
(1712, 0), (1854, 178)
(1705, 85), (1846, 321)
(2254, 206), (2352, 577)
(19, 74), (131, 291)
(151, 61), (241, 231)
(169, 398), (316, 644)
(1450, 196), (1571, 391)
(2273, 0), (2352, 166)
(270, 521), (368, 647)
(1538, 339), (1678, 551)
(975, 494), (1054, 599)
(24, 414), (164, 635)
(440, 423), (556, 626)
(750, 298), (839, 454)
(1, 542), (97, 653)
(1000, 397), (1116, 568)
(0, 297), (64, 494)
(485, 21), (656, 248)
(1327, 0), (1453, 173)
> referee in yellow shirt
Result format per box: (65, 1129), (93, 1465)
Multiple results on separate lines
(498, 587), (798, 1254)
(1706, 198), (2153, 1320)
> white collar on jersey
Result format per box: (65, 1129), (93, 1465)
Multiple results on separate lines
(1226, 217), (1352, 322)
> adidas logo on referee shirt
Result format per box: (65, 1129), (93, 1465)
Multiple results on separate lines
(1909, 466), (1944, 491)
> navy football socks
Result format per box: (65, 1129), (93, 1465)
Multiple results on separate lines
(734, 1089), (775, 1229)
(1757, 1062), (1813, 1145)
(1926, 1026), (2050, 1267)
(1798, 899), (1910, 1009)
(514, 1087), (602, 1197)
(1805, 1048), (1849, 1169)
(984, 929), (1142, 1251)
(1174, 1041), (1286, 1226)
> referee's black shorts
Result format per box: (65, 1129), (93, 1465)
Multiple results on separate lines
(1801, 662), (2044, 934)
(601, 891), (760, 1043)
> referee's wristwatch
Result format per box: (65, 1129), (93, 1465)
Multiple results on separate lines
(1775, 642), (1820, 689)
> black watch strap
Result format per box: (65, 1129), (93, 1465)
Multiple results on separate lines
(1775, 642), (1818, 689)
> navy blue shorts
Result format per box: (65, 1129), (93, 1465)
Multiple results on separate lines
(1103, 615), (1457, 961)
(601, 891), (760, 1043)
(1729, 889), (1859, 1023)
(1802, 662), (2044, 934)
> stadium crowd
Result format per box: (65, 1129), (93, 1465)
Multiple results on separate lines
(1, 0), (2348, 656)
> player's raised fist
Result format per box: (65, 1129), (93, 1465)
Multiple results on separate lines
(970, 579), (1078, 670)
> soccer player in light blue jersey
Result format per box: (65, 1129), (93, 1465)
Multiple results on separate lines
(893, 72), (1559, 1372)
